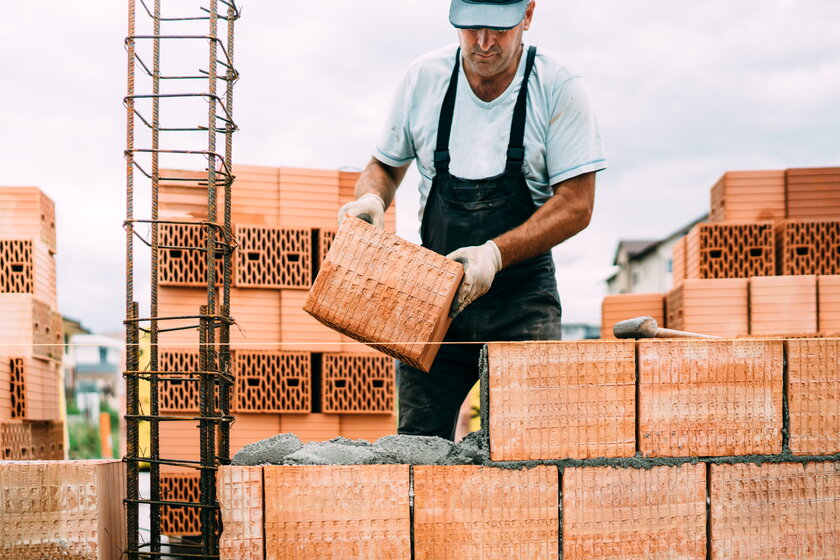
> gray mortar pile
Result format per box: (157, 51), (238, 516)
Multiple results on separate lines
(233, 345), (840, 469)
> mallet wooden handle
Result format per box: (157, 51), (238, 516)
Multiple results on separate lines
(613, 316), (719, 339)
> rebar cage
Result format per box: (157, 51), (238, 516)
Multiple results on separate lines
(124, 1), (240, 558)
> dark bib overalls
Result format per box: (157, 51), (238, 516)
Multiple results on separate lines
(397, 46), (563, 440)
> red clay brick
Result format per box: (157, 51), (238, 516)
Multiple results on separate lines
(710, 462), (840, 559)
(786, 339), (840, 455)
(339, 413), (397, 441)
(218, 466), (264, 560)
(0, 460), (126, 559)
(414, 465), (558, 560)
(305, 216), (463, 371)
(29, 421), (65, 460)
(280, 413), (341, 443)
(280, 289), (342, 352)
(0, 295), (61, 362)
(686, 222), (775, 279)
(563, 463), (707, 560)
(0, 187), (56, 253)
(233, 350), (311, 413)
(230, 288), (282, 348)
(321, 353), (395, 414)
(158, 349), (203, 413)
(666, 278), (749, 337)
(786, 167), (840, 219)
(158, 168), (216, 221)
(314, 228), (336, 277)
(7, 357), (25, 419)
(231, 165), (281, 226)
(157, 287), (219, 347)
(750, 275), (817, 336)
(159, 222), (225, 287)
(487, 341), (636, 461)
(672, 235), (687, 287)
(0, 420), (33, 460)
(819, 276), (840, 334)
(278, 167), (340, 229)
(0, 357), (11, 420)
(638, 339), (783, 457)
(776, 220), (840, 276)
(0, 240), (56, 305)
(263, 465), (410, 560)
(160, 471), (202, 536)
(234, 226), (312, 289)
(601, 293), (665, 339)
(709, 170), (786, 222)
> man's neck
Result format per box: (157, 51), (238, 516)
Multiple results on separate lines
(463, 44), (524, 103)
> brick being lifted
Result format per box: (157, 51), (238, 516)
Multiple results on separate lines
(304, 216), (463, 371)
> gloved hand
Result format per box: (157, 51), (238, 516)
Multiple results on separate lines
(338, 193), (386, 229)
(446, 240), (503, 318)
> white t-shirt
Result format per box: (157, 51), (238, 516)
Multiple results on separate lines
(375, 44), (607, 219)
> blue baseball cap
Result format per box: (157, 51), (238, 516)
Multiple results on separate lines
(449, 0), (530, 30)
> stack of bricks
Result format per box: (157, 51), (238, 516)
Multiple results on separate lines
(601, 166), (840, 338)
(156, 166), (399, 537)
(0, 187), (65, 461)
(217, 338), (840, 559)
(0, 459), (126, 559)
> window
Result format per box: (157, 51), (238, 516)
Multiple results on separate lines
(666, 259), (673, 273)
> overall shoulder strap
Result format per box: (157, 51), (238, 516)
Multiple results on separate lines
(506, 45), (537, 172)
(434, 48), (461, 175)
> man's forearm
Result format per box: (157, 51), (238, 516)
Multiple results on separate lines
(354, 157), (408, 209)
(493, 172), (596, 267)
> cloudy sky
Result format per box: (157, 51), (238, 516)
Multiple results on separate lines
(1, 0), (838, 333)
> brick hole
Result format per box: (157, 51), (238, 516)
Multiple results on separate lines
(10, 263), (24, 273)
(285, 378), (301, 387)
(247, 251), (261, 261)
(794, 246), (811, 256)
(170, 249), (183, 259)
(371, 379), (385, 389)
(748, 248), (764, 257)
(287, 253), (301, 262)
(246, 377), (260, 387)
(709, 250), (723, 259)
(333, 379), (348, 388)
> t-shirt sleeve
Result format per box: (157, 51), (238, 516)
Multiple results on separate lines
(546, 76), (607, 186)
(374, 69), (417, 167)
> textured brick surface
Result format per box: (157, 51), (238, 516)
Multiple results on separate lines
(159, 349), (203, 413)
(563, 463), (707, 560)
(819, 276), (840, 334)
(787, 339), (840, 455)
(8, 357), (25, 419)
(279, 413), (341, 442)
(280, 288), (342, 352)
(414, 465), (558, 560)
(666, 278), (749, 337)
(315, 228), (336, 277)
(601, 293), (665, 339)
(218, 466), (264, 560)
(29, 421), (65, 460)
(0, 187), (56, 252)
(231, 165), (281, 225)
(0, 420), (33, 460)
(672, 235), (687, 287)
(158, 168), (216, 221)
(157, 287), (218, 347)
(160, 471), (201, 536)
(305, 216), (463, 371)
(710, 462), (840, 559)
(776, 220), (840, 276)
(322, 353), (395, 414)
(278, 167), (340, 229)
(709, 170), (787, 222)
(488, 341), (635, 461)
(0, 295), (61, 362)
(234, 226), (312, 289)
(750, 275), (818, 335)
(230, 288), (282, 347)
(638, 339), (783, 457)
(686, 221), (775, 279)
(160, 222), (225, 287)
(786, 167), (840, 219)
(263, 465), (410, 560)
(339, 413), (397, 441)
(0, 460), (126, 560)
(0, 240), (56, 307)
(23, 358), (60, 421)
(234, 351), (311, 413)
(0, 357), (11, 420)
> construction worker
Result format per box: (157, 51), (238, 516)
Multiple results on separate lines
(339, 0), (606, 440)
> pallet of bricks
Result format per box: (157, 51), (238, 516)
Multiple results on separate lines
(0, 187), (65, 461)
(155, 165), (399, 537)
(216, 338), (840, 559)
(601, 166), (840, 337)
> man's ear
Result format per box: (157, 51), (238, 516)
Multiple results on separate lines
(523, 1), (535, 31)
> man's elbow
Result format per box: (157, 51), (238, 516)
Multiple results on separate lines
(572, 202), (593, 233)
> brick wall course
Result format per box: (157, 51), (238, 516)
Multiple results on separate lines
(321, 353), (395, 414)
(786, 339), (840, 455)
(638, 339), (783, 457)
(786, 167), (840, 219)
(666, 278), (749, 337)
(233, 350), (311, 413)
(750, 275), (818, 335)
(818, 275), (840, 334)
(218, 466), (264, 560)
(487, 341), (635, 461)
(776, 220), (840, 276)
(709, 170), (787, 222)
(601, 293), (665, 339)
(305, 216), (463, 371)
(686, 221), (775, 279)
(234, 226), (312, 289)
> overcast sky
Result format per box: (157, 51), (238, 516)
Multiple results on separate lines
(1, 1), (838, 333)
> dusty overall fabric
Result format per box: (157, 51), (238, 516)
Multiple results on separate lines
(397, 46), (563, 440)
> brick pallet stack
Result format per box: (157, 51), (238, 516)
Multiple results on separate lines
(0, 187), (65, 461)
(156, 165), (398, 537)
(601, 166), (840, 337)
(218, 339), (840, 560)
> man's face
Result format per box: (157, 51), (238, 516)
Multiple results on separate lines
(457, 1), (535, 79)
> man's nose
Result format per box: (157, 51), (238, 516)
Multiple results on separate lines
(476, 29), (495, 51)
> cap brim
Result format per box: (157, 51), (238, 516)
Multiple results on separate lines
(449, 0), (529, 30)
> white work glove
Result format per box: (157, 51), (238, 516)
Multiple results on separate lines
(338, 193), (386, 229)
(446, 240), (503, 318)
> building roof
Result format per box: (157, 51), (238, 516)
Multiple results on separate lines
(612, 240), (658, 266)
